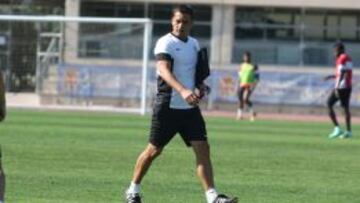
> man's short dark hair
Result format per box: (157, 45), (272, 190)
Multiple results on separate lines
(243, 51), (252, 59)
(334, 42), (345, 53)
(172, 5), (194, 19)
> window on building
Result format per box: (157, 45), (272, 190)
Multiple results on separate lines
(149, 4), (211, 38)
(303, 10), (326, 41)
(235, 7), (300, 41)
(80, 2), (211, 59)
(115, 4), (145, 17)
(234, 7), (301, 65)
(340, 15), (357, 41)
(325, 14), (340, 40)
(302, 9), (360, 65)
(234, 7), (360, 66)
(82, 2), (144, 17)
(82, 2), (112, 17)
(148, 4), (172, 38)
(235, 26), (264, 39)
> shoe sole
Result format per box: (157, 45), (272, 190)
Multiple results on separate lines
(328, 132), (343, 139)
(229, 197), (238, 203)
(340, 135), (352, 139)
(215, 196), (238, 203)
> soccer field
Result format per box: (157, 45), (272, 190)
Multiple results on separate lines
(0, 109), (359, 203)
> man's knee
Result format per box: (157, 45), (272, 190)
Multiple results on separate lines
(327, 99), (334, 108)
(192, 141), (211, 160)
(143, 144), (162, 160)
(327, 101), (335, 113)
(247, 100), (253, 107)
(342, 106), (350, 115)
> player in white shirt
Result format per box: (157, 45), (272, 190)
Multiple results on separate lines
(125, 5), (237, 203)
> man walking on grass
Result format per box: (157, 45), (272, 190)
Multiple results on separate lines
(325, 42), (353, 139)
(125, 4), (237, 203)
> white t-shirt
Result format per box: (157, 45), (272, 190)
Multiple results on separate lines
(154, 33), (200, 109)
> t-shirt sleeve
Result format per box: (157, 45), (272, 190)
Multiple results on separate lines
(154, 38), (172, 61)
(254, 64), (260, 80)
(338, 55), (352, 72)
(194, 38), (200, 52)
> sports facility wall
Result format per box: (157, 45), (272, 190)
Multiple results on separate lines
(55, 63), (360, 111)
(209, 69), (360, 107)
(1, 15), (358, 114)
(56, 63), (156, 109)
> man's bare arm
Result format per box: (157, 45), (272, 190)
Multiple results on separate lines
(324, 75), (335, 81)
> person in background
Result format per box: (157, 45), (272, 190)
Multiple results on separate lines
(0, 70), (6, 203)
(325, 42), (353, 139)
(236, 51), (259, 121)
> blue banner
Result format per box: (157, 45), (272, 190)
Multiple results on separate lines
(210, 69), (360, 106)
(57, 63), (360, 107)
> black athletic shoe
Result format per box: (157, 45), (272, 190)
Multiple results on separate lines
(125, 193), (141, 203)
(213, 194), (238, 203)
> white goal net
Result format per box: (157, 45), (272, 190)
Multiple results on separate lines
(0, 15), (153, 115)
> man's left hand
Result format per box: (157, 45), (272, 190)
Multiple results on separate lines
(195, 84), (211, 99)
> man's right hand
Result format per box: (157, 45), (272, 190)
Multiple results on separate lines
(324, 75), (335, 81)
(180, 89), (199, 106)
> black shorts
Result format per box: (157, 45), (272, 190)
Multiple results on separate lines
(327, 88), (352, 108)
(237, 86), (253, 100)
(149, 104), (207, 148)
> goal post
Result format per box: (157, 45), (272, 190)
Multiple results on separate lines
(0, 15), (153, 115)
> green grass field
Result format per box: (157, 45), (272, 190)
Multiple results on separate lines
(0, 109), (359, 203)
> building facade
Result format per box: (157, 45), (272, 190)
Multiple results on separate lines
(67, 0), (360, 68)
